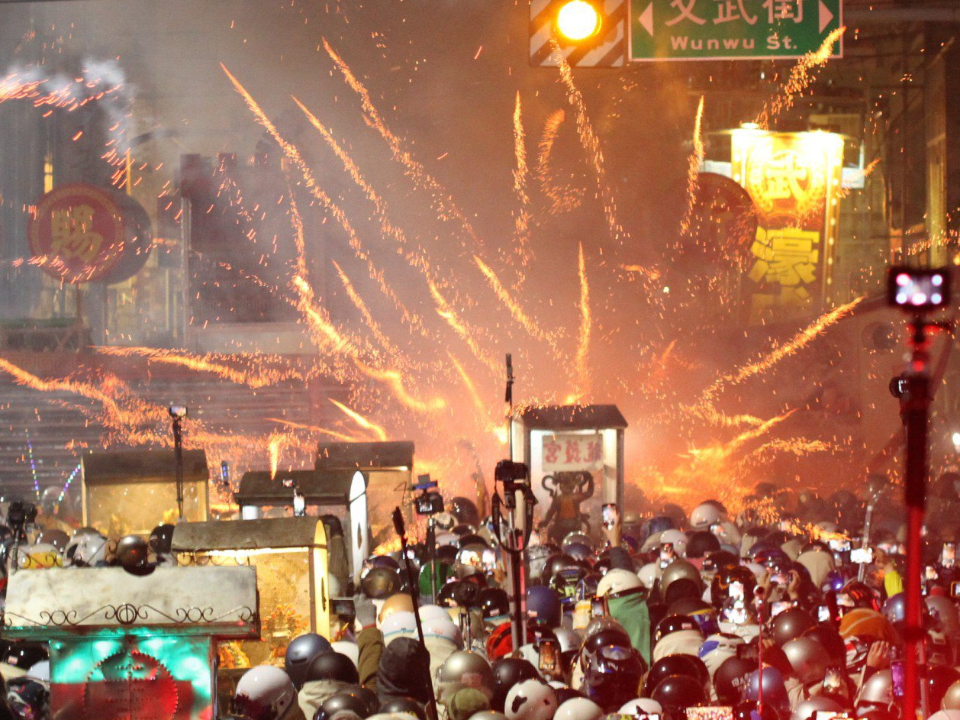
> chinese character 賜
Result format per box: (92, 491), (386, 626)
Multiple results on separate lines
(666, 0), (707, 26)
(50, 204), (103, 262)
(714, 0), (758, 25)
(764, 0), (803, 23)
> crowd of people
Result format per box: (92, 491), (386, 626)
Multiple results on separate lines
(3, 480), (960, 720)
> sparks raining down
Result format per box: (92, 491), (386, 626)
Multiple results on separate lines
(321, 38), (482, 250)
(550, 40), (626, 248)
(701, 297), (864, 408)
(268, 432), (286, 480)
(537, 109), (583, 215)
(332, 260), (405, 360)
(679, 96), (706, 237)
(329, 398), (388, 442)
(757, 27), (845, 129)
(428, 281), (500, 373)
(511, 92), (533, 272)
(473, 255), (557, 346)
(572, 243), (592, 403)
(267, 418), (367, 443)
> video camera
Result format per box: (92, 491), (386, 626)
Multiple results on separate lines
(412, 475), (444, 516)
(7, 500), (37, 540)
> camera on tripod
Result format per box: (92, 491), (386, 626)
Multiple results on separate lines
(412, 475), (444, 516)
(7, 500), (37, 539)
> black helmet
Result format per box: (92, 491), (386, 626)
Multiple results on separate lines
(733, 700), (783, 720)
(582, 639), (645, 711)
(801, 625), (846, 665)
(550, 566), (588, 603)
(115, 534), (150, 570)
(685, 531), (721, 559)
(769, 607), (815, 646)
(713, 656), (755, 705)
(149, 524), (176, 555)
(380, 696), (427, 720)
(314, 689), (371, 720)
(580, 627), (633, 667)
(306, 651), (359, 685)
(651, 675), (708, 719)
(926, 665), (960, 711)
(543, 554), (578, 582)
(491, 657), (540, 712)
(285, 633), (333, 689)
(479, 588), (510, 622)
(360, 566), (401, 599)
(2, 642), (47, 670)
(642, 655), (709, 696)
(654, 614), (702, 644)
(449, 497), (480, 526)
(6, 678), (49, 720)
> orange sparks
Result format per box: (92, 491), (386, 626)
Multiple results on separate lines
(680, 96), (705, 237)
(757, 27), (845, 129)
(537, 109), (583, 215)
(428, 281), (499, 372)
(512, 92), (532, 269)
(267, 418), (368, 443)
(473, 255), (554, 344)
(322, 39), (482, 249)
(268, 432), (285, 480)
(329, 398), (388, 441)
(575, 243), (591, 401)
(332, 260), (403, 358)
(354, 361), (447, 414)
(552, 40), (626, 247)
(448, 352), (486, 416)
(220, 64), (407, 323)
(705, 297), (863, 400)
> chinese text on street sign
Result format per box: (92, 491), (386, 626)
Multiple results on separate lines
(630, 0), (842, 61)
(542, 433), (604, 473)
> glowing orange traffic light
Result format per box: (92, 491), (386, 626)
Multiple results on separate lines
(556, 0), (601, 41)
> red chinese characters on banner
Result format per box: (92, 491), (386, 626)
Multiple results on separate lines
(28, 183), (153, 285)
(542, 433), (604, 473)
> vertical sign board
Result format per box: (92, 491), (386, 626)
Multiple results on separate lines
(541, 433), (604, 473)
(731, 129), (844, 324)
(630, 0), (842, 61)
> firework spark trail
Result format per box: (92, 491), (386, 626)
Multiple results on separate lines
(293, 274), (446, 412)
(512, 92), (532, 272)
(574, 243), (592, 401)
(221, 65), (409, 324)
(679, 96), (706, 237)
(0, 357), (165, 446)
(551, 40), (626, 248)
(332, 260), (405, 359)
(838, 158), (881, 200)
(322, 38), (482, 250)
(757, 28), (845, 129)
(266, 417), (369, 443)
(268, 432), (286, 479)
(428, 281), (500, 373)
(537, 109), (583, 214)
(702, 297), (863, 403)
(293, 96), (432, 335)
(97, 347), (313, 388)
(473, 255), (558, 346)
(329, 398), (388, 441)
(448, 352), (486, 416)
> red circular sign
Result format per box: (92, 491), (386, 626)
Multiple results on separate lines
(28, 183), (153, 285)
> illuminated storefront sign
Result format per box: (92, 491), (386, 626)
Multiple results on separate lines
(732, 129), (844, 323)
(541, 432), (604, 473)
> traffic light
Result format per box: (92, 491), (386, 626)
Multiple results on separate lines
(530, 0), (626, 68)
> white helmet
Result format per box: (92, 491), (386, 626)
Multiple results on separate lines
(640, 531), (663, 553)
(638, 563), (660, 590)
(26, 661), (49, 683)
(689, 502), (724, 530)
(73, 533), (108, 567)
(331, 641), (359, 668)
(659, 530), (689, 557)
(234, 665), (297, 720)
(554, 697), (603, 720)
(596, 569), (642, 598)
(381, 611), (417, 644)
(619, 699), (663, 715)
(419, 604), (452, 623)
(504, 680), (558, 720)
(422, 616), (461, 646)
(436, 532), (460, 547)
(517, 643), (540, 666)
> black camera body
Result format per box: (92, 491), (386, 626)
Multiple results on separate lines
(415, 491), (444, 516)
(495, 460), (529, 484)
(7, 500), (37, 540)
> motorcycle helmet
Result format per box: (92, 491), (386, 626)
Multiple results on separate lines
(306, 652), (360, 685)
(650, 675), (707, 720)
(504, 680), (557, 720)
(285, 633), (333, 689)
(491, 658), (540, 712)
(781, 637), (829, 686)
(234, 665), (298, 720)
(527, 586), (562, 628)
(581, 640), (644, 711)
(770, 608), (815, 647)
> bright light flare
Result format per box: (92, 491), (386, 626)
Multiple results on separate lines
(556, 1), (601, 41)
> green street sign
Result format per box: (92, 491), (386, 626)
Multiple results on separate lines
(630, 0), (842, 61)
